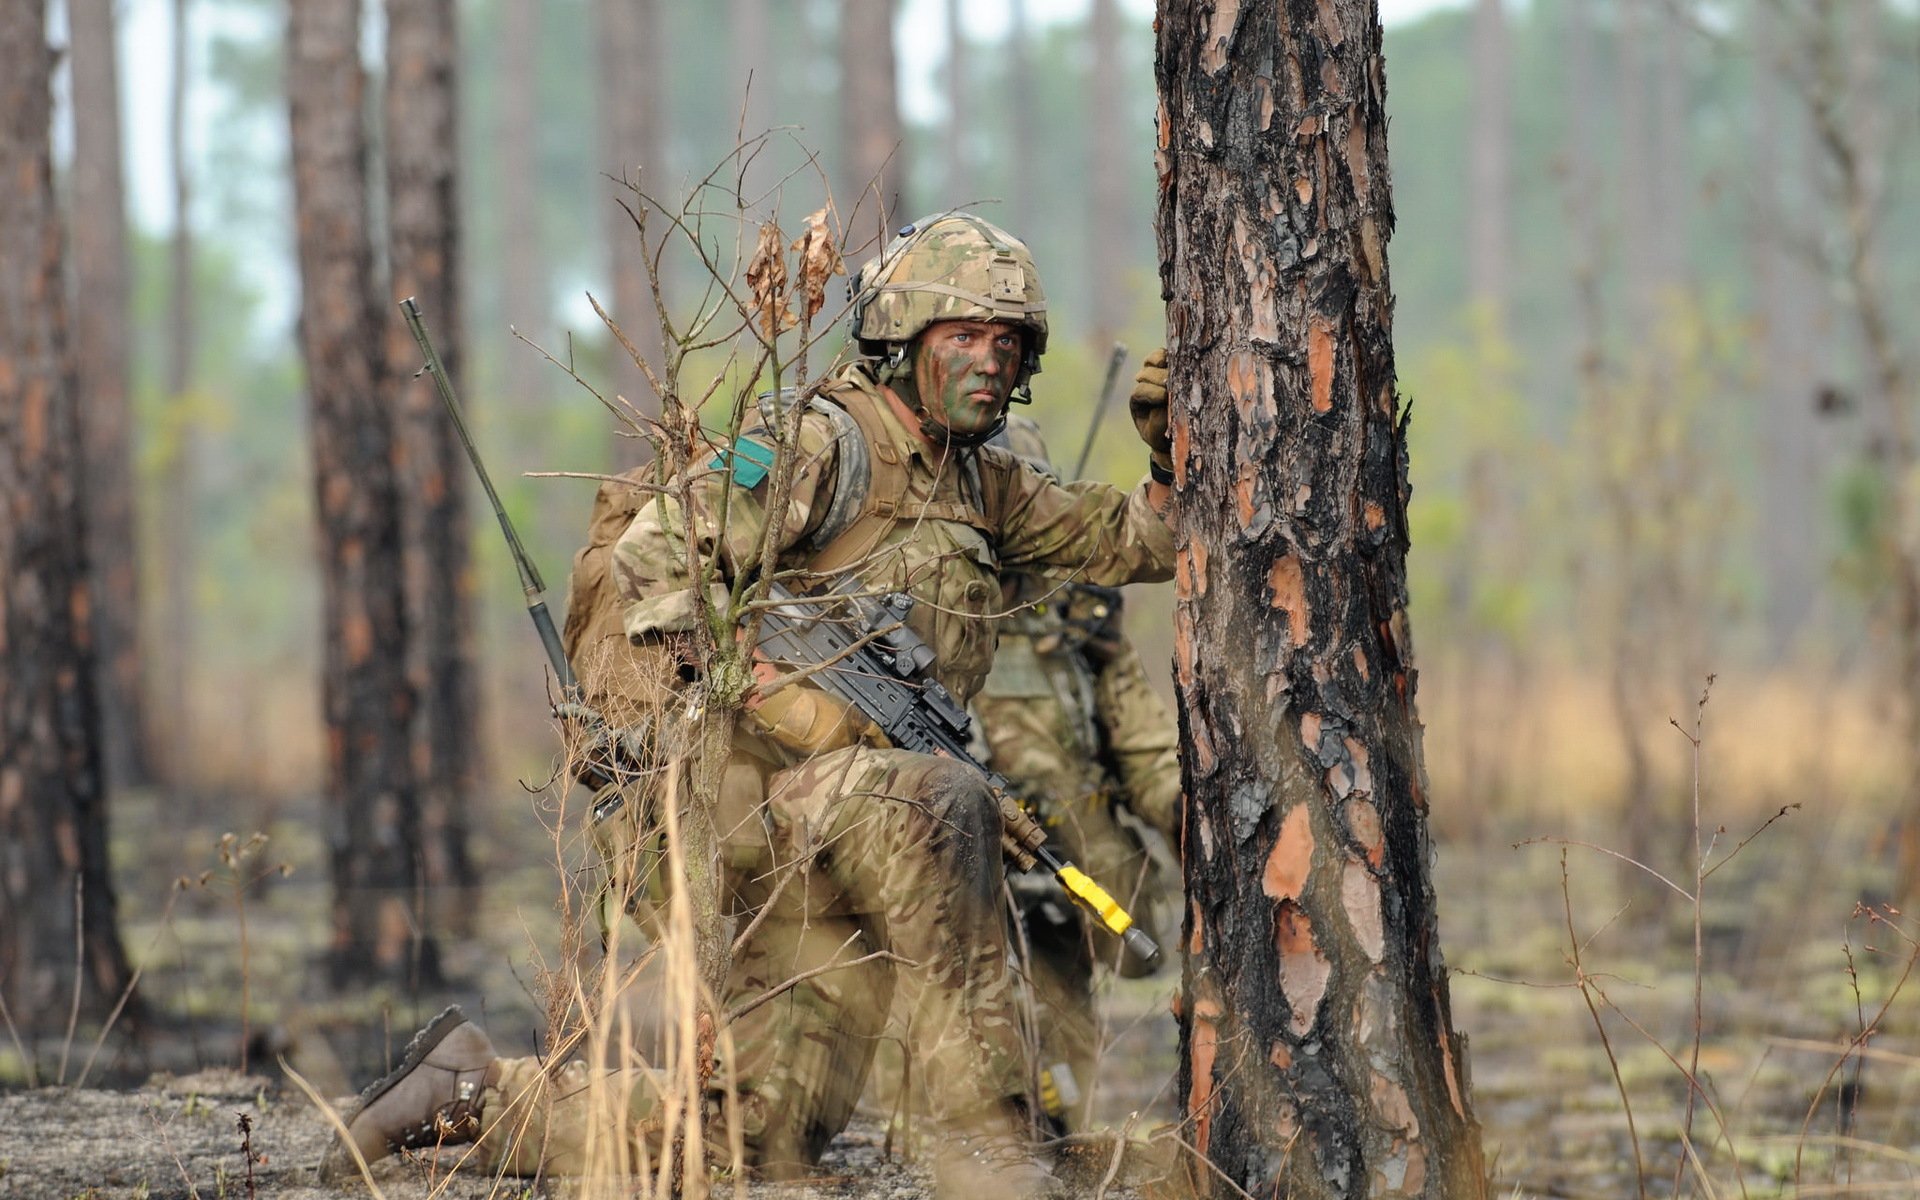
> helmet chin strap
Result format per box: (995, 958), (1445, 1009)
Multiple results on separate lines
(883, 352), (1013, 450)
(920, 409), (1008, 450)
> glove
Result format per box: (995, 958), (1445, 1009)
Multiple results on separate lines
(1128, 348), (1173, 475)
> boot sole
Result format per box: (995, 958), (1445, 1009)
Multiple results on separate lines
(343, 1004), (471, 1119)
(317, 1005), (471, 1181)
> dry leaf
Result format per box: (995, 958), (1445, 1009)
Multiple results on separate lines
(745, 219), (794, 338)
(788, 206), (845, 325)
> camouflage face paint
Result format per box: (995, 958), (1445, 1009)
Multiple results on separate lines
(910, 320), (1023, 437)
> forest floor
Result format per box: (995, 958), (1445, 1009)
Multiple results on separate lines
(5, 782), (1920, 1199)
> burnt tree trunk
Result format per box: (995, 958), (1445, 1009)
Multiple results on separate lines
(596, 0), (666, 469)
(0, 0), (137, 1040)
(1154, 1), (1487, 1195)
(288, 0), (431, 987)
(385, 0), (480, 933)
(69, 0), (152, 790)
(837, 0), (903, 239)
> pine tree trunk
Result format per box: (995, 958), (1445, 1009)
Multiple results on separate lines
(386, 0), (480, 935)
(0, 0), (138, 1039)
(69, 0), (152, 790)
(288, 0), (431, 988)
(1153, 1), (1487, 1194)
(596, 0), (666, 470)
(838, 0), (903, 240)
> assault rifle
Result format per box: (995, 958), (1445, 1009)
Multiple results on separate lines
(753, 576), (1163, 969)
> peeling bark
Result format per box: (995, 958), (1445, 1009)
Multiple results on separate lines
(0, 0), (137, 1034)
(386, 0), (480, 934)
(1155, 0), (1487, 1194)
(288, 0), (428, 987)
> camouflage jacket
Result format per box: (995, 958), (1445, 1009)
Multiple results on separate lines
(610, 361), (1175, 705)
(976, 577), (1181, 843)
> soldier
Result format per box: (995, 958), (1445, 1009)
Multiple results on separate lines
(978, 414), (1181, 1134)
(320, 213), (1180, 1196)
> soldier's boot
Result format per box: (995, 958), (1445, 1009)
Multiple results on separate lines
(929, 1102), (1063, 1199)
(317, 1006), (496, 1181)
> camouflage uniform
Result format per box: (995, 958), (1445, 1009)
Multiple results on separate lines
(475, 216), (1175, 1177)
(973, 418), (1182, 1132)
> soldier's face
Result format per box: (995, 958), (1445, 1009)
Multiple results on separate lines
(911, 320), (1024, 436)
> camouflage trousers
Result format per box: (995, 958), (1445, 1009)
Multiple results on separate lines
(469, 742), (1029, 1178)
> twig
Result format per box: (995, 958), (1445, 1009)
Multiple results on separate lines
(724, 946), (914, 1024)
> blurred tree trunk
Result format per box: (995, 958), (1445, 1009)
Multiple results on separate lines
(386, 0), (480, 934)
(1749, 0), (1824, 644)
(1616, 0), (1656, 335)
(157, 0), (198, 791)
(0, 0), (138, 1040)
(943, 0), (966, 201)
(837, 0), (902, 241)
(1154, 2), (1487, 1195)
(1650, 0), (1690, 287)
(1087, 0), (1125, 346)
(1606, 0), (1661, 882)
(288, 0), (433, 988)
(596, 0), (665, 469)
(729, 0), (769, 195)
(1004, 0), (1036, 235)
(69, 0), (152, 790)
(497, 0), (544, 408)
(1778, 0), (1920, 900)
(1466, 0), (1507, 321)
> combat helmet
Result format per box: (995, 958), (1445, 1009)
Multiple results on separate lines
(848, 212), (1049, 403)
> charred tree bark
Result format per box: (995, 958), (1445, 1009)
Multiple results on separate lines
(0, 0), (138, 1039)
(1154, 1), (1487, 1195)
(596, 0), (666, 470)
(69, 0), (152, 790)
(288, 0), (431, 987)
(837, 0), (903, 240)
(386, 0), (480, 933)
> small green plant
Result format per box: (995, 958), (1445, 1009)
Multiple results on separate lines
(192, 833), (293, 1073)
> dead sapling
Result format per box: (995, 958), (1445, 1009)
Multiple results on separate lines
(193, 833), (293, 1074)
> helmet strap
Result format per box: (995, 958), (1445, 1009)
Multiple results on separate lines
(922, 410), (1008, 449)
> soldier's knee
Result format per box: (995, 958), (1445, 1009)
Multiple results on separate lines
(913, 760), (1000, 899)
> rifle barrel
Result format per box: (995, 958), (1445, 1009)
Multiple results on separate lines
(1071, 342), (1131, 481)
(399, 296), (579, 697)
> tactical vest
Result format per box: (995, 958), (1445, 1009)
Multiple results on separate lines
(782, 380), (993, 577)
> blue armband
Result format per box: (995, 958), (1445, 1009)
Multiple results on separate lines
(709, 437), (777, 489)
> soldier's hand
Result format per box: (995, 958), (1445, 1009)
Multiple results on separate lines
(1129, 348), (1173, 470)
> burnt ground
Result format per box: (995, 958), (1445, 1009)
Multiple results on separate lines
(4, 787), (1920, 1199)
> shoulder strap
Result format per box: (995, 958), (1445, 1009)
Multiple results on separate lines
(791, 395), (872, 557)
